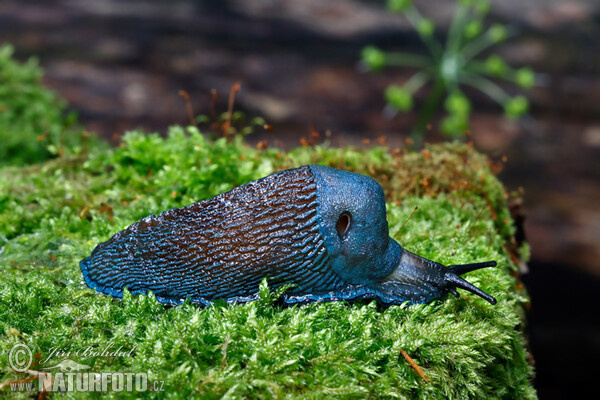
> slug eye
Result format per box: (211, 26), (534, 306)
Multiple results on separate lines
(336, 212), (352, 240)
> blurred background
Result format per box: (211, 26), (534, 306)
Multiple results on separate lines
(1, 0), (598, 398)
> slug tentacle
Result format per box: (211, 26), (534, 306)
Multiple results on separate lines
(81, 165), (498, 306)
(443, 272), (497, 305)
(447, 261), (497, 276)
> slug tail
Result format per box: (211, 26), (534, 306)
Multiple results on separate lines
(79, 166), (342, 306)
(80, 255), (117, 298)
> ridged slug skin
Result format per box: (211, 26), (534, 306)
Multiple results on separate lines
(81, 165), (497, 306)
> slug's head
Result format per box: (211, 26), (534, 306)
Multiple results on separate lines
(382, 250), (497, 304)
(310, 165), (404, 284)
(309, 165), (496, 304)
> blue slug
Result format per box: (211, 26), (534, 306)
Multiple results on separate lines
(81, 165), (497, 306)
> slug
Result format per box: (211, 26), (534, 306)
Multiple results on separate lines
(80, 165), (497, 306)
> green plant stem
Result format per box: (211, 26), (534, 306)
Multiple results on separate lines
(411, 77), (446, 144)
(386, 52), (432, 68)
(460, 73), (510, 104)
(405, 5), (443, 61)
(461, 27), (517, 62)
(446, 2), (469, 55)
(461, 35), (495, 62)
(466, 60), (517, 80)
(463, 60), (489, 74)
(404, 71), (431, 93)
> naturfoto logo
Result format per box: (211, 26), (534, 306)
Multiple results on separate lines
(6, 343), (164, 393)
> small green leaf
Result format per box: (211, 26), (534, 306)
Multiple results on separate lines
(387, 0), (412, 12)
(504, 96), (529, 119)
(445, 92), (471, 117)
(440, 114), (469, 137)
(195, 115), (210, 124)
(257, 277), (273, 307)
(251, 116), (267, 126)
(418, 19), (435, 37)
(515, 67), (535, 89)
(385, 85), (413, 111)
(362, 46), (386, 71)
(474, 0), (492, 15)
(488, 23), (507, 42)
(485, 55), (509, 77)
(459, 0), (490, 14)
(464, 20), (483, 39)
(47, 144), (59, 155)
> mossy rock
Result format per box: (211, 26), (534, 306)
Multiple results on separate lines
(0, 127), (535, 399)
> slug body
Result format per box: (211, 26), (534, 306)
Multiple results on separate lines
(81, 165), (497, 306)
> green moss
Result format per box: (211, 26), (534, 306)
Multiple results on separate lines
(0, 127), (535, 398)
(0, 44), (101, 166)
